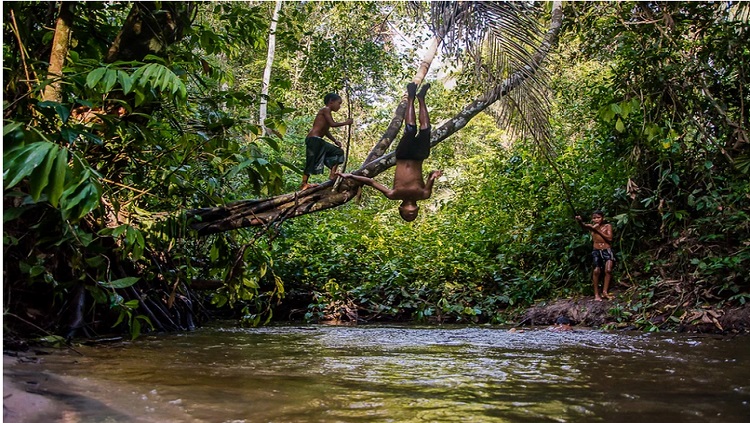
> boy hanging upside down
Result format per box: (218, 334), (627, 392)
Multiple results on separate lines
(337, 82), (443, 222)
(300, 93), (353, 190)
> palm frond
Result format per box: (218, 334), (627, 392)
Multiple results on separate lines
(429, 2), (544, 87)
(420, 1), (557, 150)
(728, 1), (750, 24)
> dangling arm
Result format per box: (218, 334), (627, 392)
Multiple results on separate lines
(336, 173), (396, 199)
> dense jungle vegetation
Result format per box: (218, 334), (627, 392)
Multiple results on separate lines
(3, 1), (749, 344)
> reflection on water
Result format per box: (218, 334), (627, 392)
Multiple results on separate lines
(19, 325), (750, 422)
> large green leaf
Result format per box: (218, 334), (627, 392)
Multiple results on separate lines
(48, 148), (70, 207)
(117, 70), (133, 94)
(103, 68), (118, 92)
(99, 277), (140, 289)
(3, 121), (24, 138)
(3, 142), (56, 188)
(59, 170), (102, 220)
(86, 67), (107, 88)
(131, 63), (185, 102)
(29, 144), (60, 201)
(37, 101), (70, 123)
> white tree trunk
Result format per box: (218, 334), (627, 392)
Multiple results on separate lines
(259, 0), (283, 132)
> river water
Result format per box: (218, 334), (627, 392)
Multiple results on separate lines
(7, 324), (750, 422)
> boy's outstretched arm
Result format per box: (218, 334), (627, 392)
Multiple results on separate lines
(337, 172), (395, 199)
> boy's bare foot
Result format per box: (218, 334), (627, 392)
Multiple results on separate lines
(594, 296), (602, 302)
(416, 83), (431, 99)
(603, 292), (614, 300)
(406, 82), (417, 98)
(300, 183), (319, 190)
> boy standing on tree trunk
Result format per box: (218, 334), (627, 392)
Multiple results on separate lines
(300, 93), (353, 190)
(576, 210), (615, 301)
(337, 82), (442, 222)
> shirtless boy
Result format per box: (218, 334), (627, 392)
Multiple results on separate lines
(337, 82), (442, 222)
(576, 211), (615, 301)
(300, 93), (353, 190)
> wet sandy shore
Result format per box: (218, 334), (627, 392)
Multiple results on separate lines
(3, 355), (64, 423)
(4, 352), (195, 423)
(4, 353), (138, 422)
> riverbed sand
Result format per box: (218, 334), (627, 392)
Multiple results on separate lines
(3, 355), (64, 422)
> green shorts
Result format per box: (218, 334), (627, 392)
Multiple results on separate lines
(304, 136), (344, 175)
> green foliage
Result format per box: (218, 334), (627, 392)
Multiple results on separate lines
(3, 138), (102, 221)
(111, 297), (154, 341)
(300, 2), (405, 105)
(208, 239), (286, 327)
(273, 133), (598, 323)
(3, 1), (300, 339)
(83, 61), (188, 106)
(3, 1), (749, 338)
(269, 1), (749, 328)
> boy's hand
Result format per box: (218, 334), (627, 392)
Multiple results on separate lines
(575, 215), (582, 222)
(344, 118), (354, 126)
(429, 170), (444, 180)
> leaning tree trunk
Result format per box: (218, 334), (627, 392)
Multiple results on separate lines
(363, 33), (444, 165)
(42, 2), (75, 102)
(189, 2), (564, 235)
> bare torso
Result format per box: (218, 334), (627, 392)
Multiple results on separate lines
(391, 159), (428, 200)
(591, 223), (612, 249)
(307, 107), (332, 138)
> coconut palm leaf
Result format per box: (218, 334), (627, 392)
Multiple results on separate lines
(415, 1), (556, 151)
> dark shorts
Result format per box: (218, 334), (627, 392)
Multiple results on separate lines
(395, 124), (431, 161)
(304, 136), (344, 175)
(592, 248), (615, 269)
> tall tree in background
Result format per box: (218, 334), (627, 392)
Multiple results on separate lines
(259, 0), (282, 133)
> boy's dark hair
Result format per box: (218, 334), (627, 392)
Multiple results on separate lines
(592, 210), (605, 217)
(555, 316), (571, 325)
(324, 93), (341, 105)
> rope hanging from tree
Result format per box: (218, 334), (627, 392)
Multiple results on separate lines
(333, 29), (354, 191)
(342, 79), (353, 173)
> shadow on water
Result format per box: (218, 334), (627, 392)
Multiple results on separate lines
(12, 324), (750, 422)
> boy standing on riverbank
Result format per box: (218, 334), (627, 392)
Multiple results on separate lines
(300, 93), (353, 190)
(576, 211), (615, 301)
